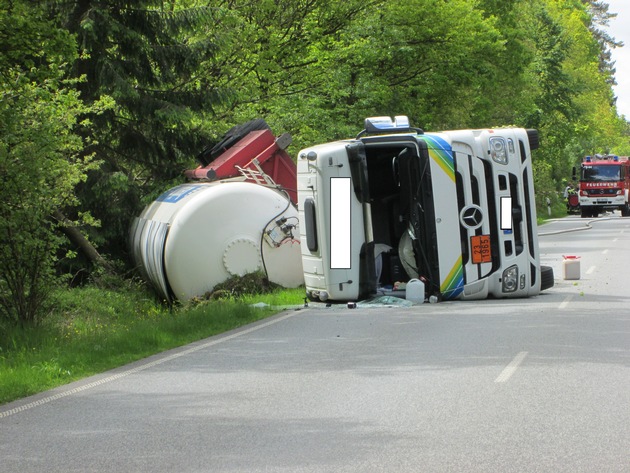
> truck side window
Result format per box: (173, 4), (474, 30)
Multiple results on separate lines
(304, 198), (318, 252)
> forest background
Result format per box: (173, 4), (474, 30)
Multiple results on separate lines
(2, 0), (630, 326)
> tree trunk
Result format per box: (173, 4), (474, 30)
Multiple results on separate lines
(53, 210), (116, 274)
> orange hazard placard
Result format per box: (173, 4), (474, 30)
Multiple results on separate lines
(471, 235), (491, 264)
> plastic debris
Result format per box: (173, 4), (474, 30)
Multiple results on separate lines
(356, 296), (415, 307)
(250, 302), (270, 308)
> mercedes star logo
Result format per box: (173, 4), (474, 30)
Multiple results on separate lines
(460, 205), (484, 229)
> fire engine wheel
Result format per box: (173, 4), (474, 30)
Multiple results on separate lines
(540, 265), (554, 291)
(621, 204), (630, 217)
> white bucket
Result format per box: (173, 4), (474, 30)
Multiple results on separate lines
(406, 278), (425, 303)
(562, 255), (581, 280)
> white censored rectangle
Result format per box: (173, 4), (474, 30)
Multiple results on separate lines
(330, 177), (351, 269)
(500, 196), (512, 230)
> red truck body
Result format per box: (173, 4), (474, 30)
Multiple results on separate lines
(184, 129), (297, 203)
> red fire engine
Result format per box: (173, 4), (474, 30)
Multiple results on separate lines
(577, 154), (630, 218)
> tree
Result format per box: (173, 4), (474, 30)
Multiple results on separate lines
(47, 0), (225, 266)
(0, 0), (98, 325)
(192, 0), (387, 146)
(582, 0), (622, 87)
(206, 0), (506, 145)
(528, 1), (625, 186)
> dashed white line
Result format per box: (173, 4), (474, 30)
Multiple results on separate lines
(602, 249), (609, 255)
(586, 266), (596, 275)
(495, 351), (528, 383)
(559, 295), (574, 309)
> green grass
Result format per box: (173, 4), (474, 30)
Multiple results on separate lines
(0, 284), (306, 406)
(538, 201), (573, 225)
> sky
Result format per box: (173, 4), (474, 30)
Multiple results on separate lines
(605, 0), (630, 118)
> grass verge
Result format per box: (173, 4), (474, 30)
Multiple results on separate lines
(0, 283), (306, 406)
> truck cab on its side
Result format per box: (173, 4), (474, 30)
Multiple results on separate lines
(297, 116), (553, 303)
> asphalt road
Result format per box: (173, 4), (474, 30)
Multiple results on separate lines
(1, 215), (629, 472)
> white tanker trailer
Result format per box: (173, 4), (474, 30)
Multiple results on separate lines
(130, 120), (304, 302)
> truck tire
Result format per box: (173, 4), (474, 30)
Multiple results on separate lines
(540, 265), (554, 291)
(526, 129), (539, 150)
(196, 119), (271, 166)
(621, 203), (630, 217)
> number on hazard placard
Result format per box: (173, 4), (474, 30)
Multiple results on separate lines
(471, 235), (491, 264)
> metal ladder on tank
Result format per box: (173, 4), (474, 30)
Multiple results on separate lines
(235, 159), (278, 190)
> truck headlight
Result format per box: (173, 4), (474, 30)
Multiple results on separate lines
(489, 137), (508, 165)
(502, 265), (518, 292)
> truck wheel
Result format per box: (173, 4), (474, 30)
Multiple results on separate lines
(196, 119), (271, 166)
(581, 209), (590, 218)
(540, 265), (554, 291)
(526, 129), (539, 150)
(622, 204), (630, 217)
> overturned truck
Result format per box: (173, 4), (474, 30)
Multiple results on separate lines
(131, 116), (554, 303)
(297, 116), (554, 303)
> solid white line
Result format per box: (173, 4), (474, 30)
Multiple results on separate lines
(0, 310), (303, 419)
(495, 351), (528, 383)
(586, 266), (596, 275)
(559, 295), (573, 309)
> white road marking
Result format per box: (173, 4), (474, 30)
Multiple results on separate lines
(559, 295), (573, 309)
(495, 351), (528, 383)
(613, 238), (618, 242)
(0, 310), (304, 418)
(586, 266), (596, 275)
(602, 249), (609, 255)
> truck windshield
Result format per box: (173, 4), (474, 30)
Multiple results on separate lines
(581, 164), (621, 182)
